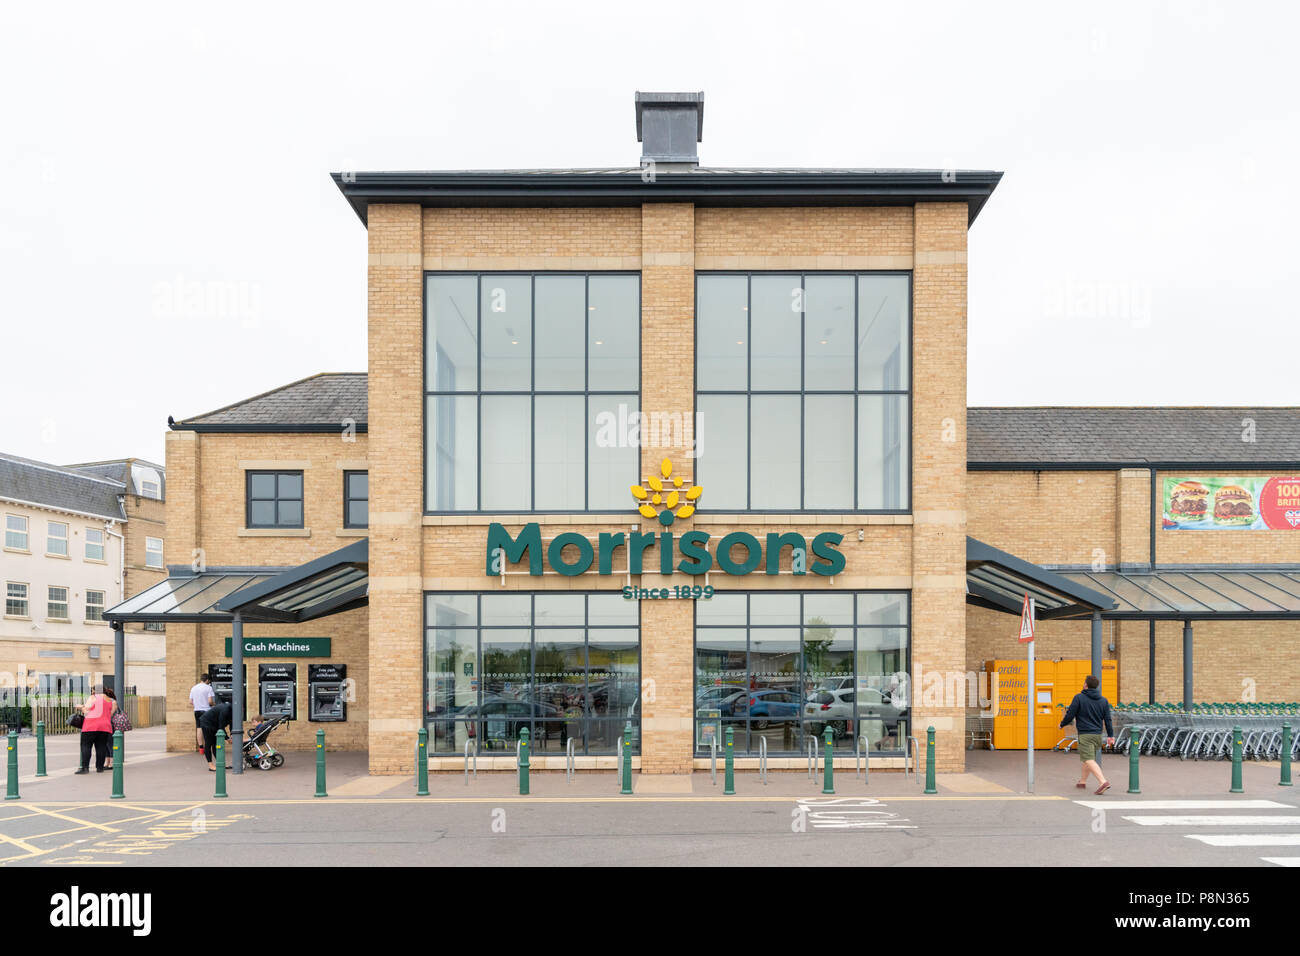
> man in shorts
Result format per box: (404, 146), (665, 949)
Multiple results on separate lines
(1059, 674), (1115, 794)
(189, 673), (214, 753)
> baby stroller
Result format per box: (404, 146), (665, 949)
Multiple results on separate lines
(242, 714), (289, 771)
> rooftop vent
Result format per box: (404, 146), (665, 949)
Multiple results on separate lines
(635, 91), (704, 169)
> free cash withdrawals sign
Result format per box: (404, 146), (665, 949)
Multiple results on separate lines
(223, 637), (331, 658)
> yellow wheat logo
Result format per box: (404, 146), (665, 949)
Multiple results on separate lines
(631, 458), (702, 526)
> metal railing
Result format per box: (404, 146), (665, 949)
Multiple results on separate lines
(710, 737), (718, 785)
(905, 735), (921, 784)
(463, 739), (477, 784)
(566, 737), (575, 783)
(1112, 702), (1300, 761)
(806, 736), (818, 783)
(758, 736), (768, 785)
(856, 735), (869, 785)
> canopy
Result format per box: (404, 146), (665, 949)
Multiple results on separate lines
(966, 537), (1117, 620)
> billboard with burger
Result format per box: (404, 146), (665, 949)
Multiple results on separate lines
(1163, 476), (1300, 530)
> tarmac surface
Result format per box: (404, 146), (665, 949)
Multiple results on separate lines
(2, 727), (1296, 866)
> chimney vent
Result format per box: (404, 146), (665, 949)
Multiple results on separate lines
(635, 91), (704, 169)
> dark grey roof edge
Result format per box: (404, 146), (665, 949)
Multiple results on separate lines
(172, 372), (368, 431)
(331, 168), (1003, 227)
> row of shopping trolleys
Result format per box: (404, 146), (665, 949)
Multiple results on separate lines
(1111, 703), (1300, 761)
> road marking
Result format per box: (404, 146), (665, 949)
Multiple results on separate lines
(1076, 800), (1293, 810)
(22, 804), (120, 832)
(1261, 857), (1300, 866)
(0, 831), (43, 854)
(1186, 834), (1300, 846)
(4, 794), (1066, 807)
(1124, 815), (1300, 827)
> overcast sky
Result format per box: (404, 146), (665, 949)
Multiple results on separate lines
(3, 1), (1296, 467)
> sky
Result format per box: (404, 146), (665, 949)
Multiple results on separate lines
(2, 0), (1296, 467)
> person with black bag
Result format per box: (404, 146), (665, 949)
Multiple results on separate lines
(72, 685), (115, 774)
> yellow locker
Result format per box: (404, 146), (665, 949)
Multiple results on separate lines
(988, 658), (1119, 751)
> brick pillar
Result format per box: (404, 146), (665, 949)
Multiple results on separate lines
(910, 203), (969, 772)
(367, 204), (425, 773)
(163, 429), (201, 751)
(637, 202), (695, 773)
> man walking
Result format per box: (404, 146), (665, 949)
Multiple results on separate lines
(189, 673), (214, 753)
(1060, 674), (1115, 794)
(198, 700), (234, 772)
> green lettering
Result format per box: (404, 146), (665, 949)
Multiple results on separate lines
(548, 532), (594, 576)
(810, 532), (846, 576)
(486, 522), (542, 575)
(629, 531), (656, 575)
(676, 530), (713, 574)
(765, 532), (807, 575)
(598, 532), (626, 575)
(717, 532), (761, 575)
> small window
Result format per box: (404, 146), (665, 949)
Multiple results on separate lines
(86, 589), (105, 622)
(47, 586), (69, 621)
(85, 528), (105, 561)
(246, 471), (304, 528)
(141, 480), (160, 498)
(5, 515), (28, 550)
(5, 582), (28, 617)
(344, 471), (368, 528)
(145, 536), (164, 569)
(47, 521), (69, 557)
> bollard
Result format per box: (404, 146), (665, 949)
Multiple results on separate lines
(110, 730), (124, 800)
(1230, 724), (1244, 794)
(1280, 723), (1292, 788)
(923, 726), (937, 795)
(214, 731), (228, 799)
(620, 722), (633, 795)
(416, 727), (429, 796)
(1127, 727), (1141, 794)
(35, 721), (47, 777)
(5, 729), (17, 800)
(822, 726), (835, 795)
(315, 728), (328, 798)
(724, 726), (735, 795)
(518, 727), (530, 796)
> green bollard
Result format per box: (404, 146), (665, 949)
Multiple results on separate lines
(110, 730), (124, 800)
(214, 731), (228, 799)
(314, 728), (327, 798)
(1230, 724), (1244, 794)
(822, 725), (835, 794)
(620, 722), (633, 795)
(1280, 723), (1292, 788)
(518, 727), (530, 796)
(724, 726), (735, 795)
(5, 729), (17, 800)
(35, 721), (46, 778)
(1127, 727), (1141, 794)
(416, 727), (429, 796)
(923, 726), (938, 794)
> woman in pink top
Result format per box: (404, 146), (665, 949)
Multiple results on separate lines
(75, 687), (115, 774)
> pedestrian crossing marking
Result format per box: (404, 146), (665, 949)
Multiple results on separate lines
(1075, 800), (1292, 810)
(1186, 834), (1300, 846)
(1124, 815), (1300, 826)
(1261, 857), (1300, 866)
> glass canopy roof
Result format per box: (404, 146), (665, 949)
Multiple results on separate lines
(1057, 569), (1300, 619)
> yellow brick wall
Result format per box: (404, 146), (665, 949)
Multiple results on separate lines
(422, 208), (641, 268)
(968, 470), (1119, 566)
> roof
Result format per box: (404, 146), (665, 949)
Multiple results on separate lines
(171, 373), (368, 433)
(331, 167), (1003, 226)
(966, 537), (1116, 620)
(1056, 568), (1300, 620)
(968, 407), (1300, 467)
(0, 453), (126, 521)
(63, 458), (166, 499)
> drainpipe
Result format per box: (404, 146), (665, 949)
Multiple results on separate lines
(102, 519), (126, 695)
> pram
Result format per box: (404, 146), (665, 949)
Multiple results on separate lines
(242, 713), (289, 771)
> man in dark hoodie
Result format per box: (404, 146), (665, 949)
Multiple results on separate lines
(1060, 675), (1115, 794)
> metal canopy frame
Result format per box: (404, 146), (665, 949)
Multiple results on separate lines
(1056, 567), (1300, 621)
(966, 537), (1117, 620)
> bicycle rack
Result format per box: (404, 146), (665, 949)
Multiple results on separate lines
(905, 735), (921, 784)
(463, 739), (477, 785)
(807, 736), (818, 784)
(759, 736), (768, 786)
(566, 737), (575, 783)
(710, 737), (718, 786)
(618, 735), (625, 783)
(856, 735), (869, 786)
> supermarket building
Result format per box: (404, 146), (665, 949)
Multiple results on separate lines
(107, 93), (1300, 774)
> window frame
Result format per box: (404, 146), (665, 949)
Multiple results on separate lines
(692, 590), (912, 756)
(47, 585), (70, 622)
(343, 470), (369, 529)
(422, 591), (642, 756)
(5, 514), (29, 551)
(245, 470), (306, 529)
(84, 527), (105, 562)
(85, 589), (106, 623)
(145, 536), (164, 569)
(140, 480), (160, 498)
(422, 271), (643, 515)
(46, 520), (69, 557)
(5, 581), (29, 617)
(693, 271), (912, 513)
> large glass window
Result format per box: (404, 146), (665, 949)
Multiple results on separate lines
(696, 273), (910, 511)
(343, 471), (368, 529)
(425, 273), (640, 512)
(694, 591), (910, 755)
(425, 592), (640, 755)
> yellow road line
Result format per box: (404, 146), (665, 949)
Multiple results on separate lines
(3, 794), (1065, 807)
(21, 805), (120, 833)
(0, 830), (44, 854)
